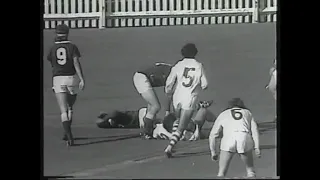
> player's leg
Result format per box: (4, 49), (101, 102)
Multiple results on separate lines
(133, 72), (161, 138)
(273, 90), (276, 121)
(237, 132), (256, 177)
(171, 103), (181, 132)
(53, 76), (74, 145)
(217, 150), (234, 177)
(164, 108), (194, 157)
(162, 112), (176, 133)
(60, 94), (77, 140)
(189, 108), (207, 141)
(239, 151), (256, 178)
(67, 94), (77, 122)
(140, 91), (161, 138)
(55, 92), (73, 145)
(138, 107), (147, 129)
(66, 75), (81, 122)
(63, 75), (80, 140)
(171, 102), (189, 141)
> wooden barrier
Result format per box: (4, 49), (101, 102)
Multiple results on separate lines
(43, 0), (277, 29)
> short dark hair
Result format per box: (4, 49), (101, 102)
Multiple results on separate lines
(181, 43), (198, 58)
(56, 24), (69, 34)
(227, 98), (248, 110)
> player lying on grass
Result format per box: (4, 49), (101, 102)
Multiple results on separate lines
(47, 24), (85, 146)
(266, 59), (277, 121)
(164, 43), (208, 158)
(209, 98), (261, 178)
(133, 62), (174, 139)
(95, 100), (215, 141)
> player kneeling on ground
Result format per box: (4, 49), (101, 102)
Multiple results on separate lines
(96, 107), (172, 139)
(47, 24), (85, 146)
(209, 98), (261, 178)
(133, 62), (174, 139)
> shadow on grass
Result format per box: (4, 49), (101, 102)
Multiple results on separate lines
(72, 134), (141, 146)
(73, 134), (139, 140)
(173, 144), (276, 159)
(45, 176), (74, 179)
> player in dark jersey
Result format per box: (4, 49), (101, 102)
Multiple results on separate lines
(132, 62), (174, 139)
(96, 109), (142, 129)
(47, 24), (85, 146)
(95, 100), (216, 141)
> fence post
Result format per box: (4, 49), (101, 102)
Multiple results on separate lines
(99, 0), (106, 29)
(106, 0), (113, 27)
(253, 0), (259, 23)
(259, 0), (266, 22)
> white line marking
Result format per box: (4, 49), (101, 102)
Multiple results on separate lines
(64, 142), (207, 178)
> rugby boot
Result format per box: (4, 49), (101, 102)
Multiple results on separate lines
(66, 132), (74, 146)
(198, 100), (214, 108)
(164, 147), (173, 158)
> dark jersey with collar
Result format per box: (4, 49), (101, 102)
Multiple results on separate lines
(47, 37), (81, 77)
(97, 110), (140, 128)
(114, 110), (140, 128)
(137, 63), (173, 87)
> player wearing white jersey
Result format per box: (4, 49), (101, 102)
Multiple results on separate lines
(266, 59), (277, 121)
(266, 59), (277, 100)
(164, 43), (208, 157)
(209, 98), (261, 178)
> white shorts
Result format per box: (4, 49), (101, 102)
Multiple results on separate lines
(173, 93), (198, 111)
(53, 75), (80, 95)
(220, 132), (254, 153)
(133, 72), (152, 94)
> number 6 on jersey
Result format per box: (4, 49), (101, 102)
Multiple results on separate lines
(231, 108), (243, 120)
(56, 47), (67, 65)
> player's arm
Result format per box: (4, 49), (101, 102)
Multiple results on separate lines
(47, 49), (52, 65)
(155, 62), (172, 66)
(164, 93), (172, 116)
(266, 70), (276, 90)
(74, 57), (84, 81)
(269, 67), (276, 76)
(165, 65), (177, 94)
(208, 115), (223, 155)
(200, 64), (208, 90)
(250, 117), (260, 150)
(73, 45), (85, 85)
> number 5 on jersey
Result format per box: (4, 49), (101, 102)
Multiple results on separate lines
(56, 47), (67, 65)
(182, 67), (195, 87)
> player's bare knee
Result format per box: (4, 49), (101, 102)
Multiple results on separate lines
(61, 112), (69, 122)
(150, 103), (161, 114)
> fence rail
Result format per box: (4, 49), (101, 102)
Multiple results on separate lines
(43, 0), (277, 29)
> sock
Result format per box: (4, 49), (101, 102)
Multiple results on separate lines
(61, 112), (72, 140)
(143, 117), (154, 136)
(166, 130), (182, 151)
(68, 109), (73, 124)
(172, 119), (179, 132)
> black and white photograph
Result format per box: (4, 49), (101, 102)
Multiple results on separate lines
(42, 0), (278, 178)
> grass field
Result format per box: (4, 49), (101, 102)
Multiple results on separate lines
(43, 23), (277, 178)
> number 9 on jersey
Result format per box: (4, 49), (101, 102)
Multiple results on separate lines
(56, 47), (67, 65)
